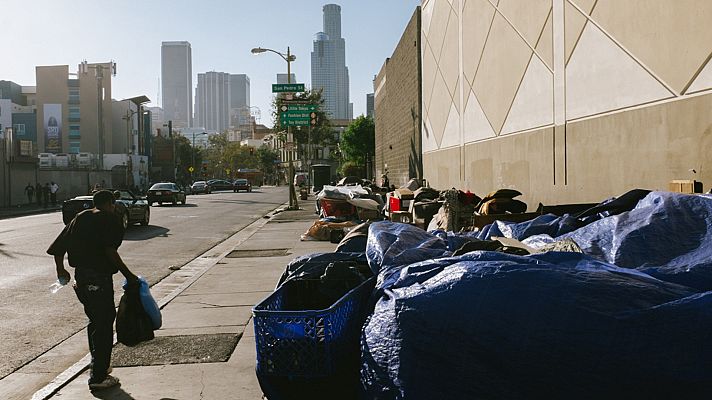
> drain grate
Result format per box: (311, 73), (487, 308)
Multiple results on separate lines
(226, 248), (290, 258)
(111, 333), (241, 366)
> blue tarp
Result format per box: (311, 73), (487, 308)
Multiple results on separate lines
(361, 192), (712, 398)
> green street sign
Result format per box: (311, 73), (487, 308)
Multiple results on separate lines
(280, 111), (317, 120)
(280, 119), (312, 126)
(279, 104), (318, 112)
(272, 83), (305, 93)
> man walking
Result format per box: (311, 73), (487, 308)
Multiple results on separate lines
(47, 190), (139, 391)
(50, 181), (60, 206)
(24, 183), (35, 205)
(42, 183), (50, 208)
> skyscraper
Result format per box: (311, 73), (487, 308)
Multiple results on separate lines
(276, 73), (296, 84)
(161, 41), (193, 128)
(311, 4), (351, 120)
(195, 71), (230, 133)
(229, 74), (250, 133)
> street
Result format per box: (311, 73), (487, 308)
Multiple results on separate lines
(0, 186), (287, 380)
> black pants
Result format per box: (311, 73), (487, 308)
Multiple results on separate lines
(74, 269), (116, 385)
(50, 192), (57, 205)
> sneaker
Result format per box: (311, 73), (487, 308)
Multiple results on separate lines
(89, 375), (120, 391)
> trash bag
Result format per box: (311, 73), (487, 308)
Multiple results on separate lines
(116, 282), (155, 346)
(336, 222), (370, 253)
(361, 251), (712, 399)
(123, 277), (162, 330)
(277, 252), (369, 288)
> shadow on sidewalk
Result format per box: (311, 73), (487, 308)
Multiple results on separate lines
(90, 386), (136, 399)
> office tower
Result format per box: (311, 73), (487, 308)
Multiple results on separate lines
(366, 93), (374, 118)
(277, 73), (296, 84)
(161, 41), (193, 128)
(195, 71), (230, 133)
(230, 74), (251, 133)
(311, 4), (350, 119)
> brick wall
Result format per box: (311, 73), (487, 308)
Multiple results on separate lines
(374, 7), (422, 188)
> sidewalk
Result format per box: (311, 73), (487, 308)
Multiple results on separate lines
(0, 203), (61, 220)
(41, 202), (334, 399)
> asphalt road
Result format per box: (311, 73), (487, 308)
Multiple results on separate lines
(0, 186), (287, 379)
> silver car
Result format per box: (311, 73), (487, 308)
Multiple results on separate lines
(191, 180), (211, 194)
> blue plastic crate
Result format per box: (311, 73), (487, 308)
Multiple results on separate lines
(253, 276), (375, 378)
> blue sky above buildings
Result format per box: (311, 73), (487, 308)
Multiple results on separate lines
(2, 0), (420, 127)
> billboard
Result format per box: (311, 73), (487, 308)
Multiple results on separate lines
(44, 104), (62, 153)
(0, 99), (11, 139)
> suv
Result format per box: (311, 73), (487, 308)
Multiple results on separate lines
(233, 179), (252, 192)
(191, 181), (211, 194)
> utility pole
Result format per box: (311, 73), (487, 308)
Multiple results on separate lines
(169, 120), (176, 182)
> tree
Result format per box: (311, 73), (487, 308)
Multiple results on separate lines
(340, 115), (375, 165)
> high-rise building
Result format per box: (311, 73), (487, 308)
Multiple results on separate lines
(311, 4), (351, 120)
(277, 73), (296, 84)
(195, 71), (230, 133)
(161, 41), (193, 128)
(366, 93), (374, 118)
(229, 74), (251, 133)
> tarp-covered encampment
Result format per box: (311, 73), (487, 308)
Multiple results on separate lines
(361, 192), (712, 398)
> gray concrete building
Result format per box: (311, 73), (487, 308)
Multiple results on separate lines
(366, 93), (374, 118)
(311, 4), (352, 120)
(195, 71), (230, 133)
(161, 41), (193, 128)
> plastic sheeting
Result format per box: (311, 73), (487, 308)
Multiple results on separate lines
(361, 251), (712, 399)
(362, 192), (712, 398)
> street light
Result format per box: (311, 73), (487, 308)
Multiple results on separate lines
(251, 46), (298, 209)
(191, 132), (207, 182)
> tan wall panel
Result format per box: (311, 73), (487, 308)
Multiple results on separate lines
(592, 0), (712, 94)
(498, 0), (552, 46)
(439, 9), (461, 98)
(429, 71), (454, 147)
(462, 0), (497, 84)
(564, 0), (596, 64)
(422, 38), (439, 113)
(426, 0), (453, 60)
(423, 146), (461, 189)
(473, 14), (533, 134)
(566, 93), (712, 199)
(462, 127), (557, 208)
(535, 10), (553, 70)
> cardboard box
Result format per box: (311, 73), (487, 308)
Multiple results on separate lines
(668, 180), (703, 194)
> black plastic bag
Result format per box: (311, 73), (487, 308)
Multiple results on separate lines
(116, 283), (155, 346)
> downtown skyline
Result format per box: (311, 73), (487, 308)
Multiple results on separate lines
(1, 0), (420, 127)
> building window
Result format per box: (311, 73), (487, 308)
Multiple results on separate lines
(69, 105), (80, 122)
(69, 141), (81, 154)
(13, 124), (26, 137)
(69, 88), (80, 104)
(69, 124), (80, 139)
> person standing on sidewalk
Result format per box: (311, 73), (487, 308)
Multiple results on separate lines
(24, 183), (35, 205)
(35, 183), (43, 206)
(42, 183), (50, 208)
(47, 190), (139, 391)
(50, 181), (60, 206)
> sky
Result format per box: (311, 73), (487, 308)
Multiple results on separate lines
(2, 0), (421, 127)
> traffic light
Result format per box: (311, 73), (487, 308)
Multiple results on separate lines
(249, 147), (254, 155)
(310, 112), (318, 126)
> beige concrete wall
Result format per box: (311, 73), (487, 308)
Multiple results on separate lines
(421, 0), (712, 204)
(36, 65), (69, 154)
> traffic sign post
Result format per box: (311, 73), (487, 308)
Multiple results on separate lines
(272, 83), (305, 93)
(279, 104), (318, 112)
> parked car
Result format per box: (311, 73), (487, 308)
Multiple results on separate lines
(208, 179), (234, 191)
(147, 182), (186, 206)
(233, 178), (252, 192)
(62, 189), (150, 228)
(191, 181), (211, 194)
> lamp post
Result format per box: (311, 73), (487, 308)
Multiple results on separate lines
(191, 131), (207, 182)
(251, 46), (298, 209)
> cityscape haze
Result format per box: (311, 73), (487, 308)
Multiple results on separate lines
(1, 0), (421, 127)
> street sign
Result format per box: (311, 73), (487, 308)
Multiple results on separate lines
(280, 119), (311, 126)
(279, 104), (318, 112)
(188, 166), (194, 173)
(280, 112), (315, 120)
(272, 83), (305, 93)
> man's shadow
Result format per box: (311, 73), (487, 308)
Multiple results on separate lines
(91, 386), (136, 400)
